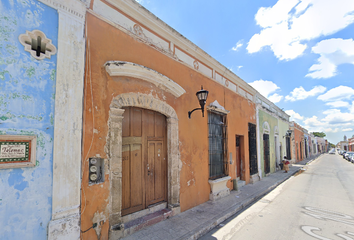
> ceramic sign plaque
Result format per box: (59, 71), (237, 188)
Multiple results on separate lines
(0, 135), (36, 169)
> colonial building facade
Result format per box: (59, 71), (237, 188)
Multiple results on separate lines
(255, 95), (290, 178)
(0, 0), (86, 239)
(81, 1), (259, 238)
(0, 1), (331, 239)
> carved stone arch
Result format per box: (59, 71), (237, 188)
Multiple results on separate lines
(105, 61), (186, 98)
(263, 121), (270, 134)
(106, 92), (181, 227)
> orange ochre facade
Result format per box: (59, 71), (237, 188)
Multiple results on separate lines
(291, 122), (305, 162)
(81, 12), (256, 239)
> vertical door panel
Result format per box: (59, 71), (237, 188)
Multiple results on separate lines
(146, 110), (155, 137)
(146, 140), (165, 206)
(155, 113), (164, 138)
(122, 108), (130, 137)
(122, 145), (131, 210)
(131, 144), (143, 207)
(147, 141), (155, 205)
(132, 108), (142, 137)
(154, 142), (164, 200)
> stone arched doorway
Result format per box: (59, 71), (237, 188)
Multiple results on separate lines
(106, 93), (181, 229)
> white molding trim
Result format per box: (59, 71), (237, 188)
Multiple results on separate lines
(105, 61), (186, 98)
(46, 0), (86, 239)
(274, 126), (279, 135)
(263, 121), (270, 134)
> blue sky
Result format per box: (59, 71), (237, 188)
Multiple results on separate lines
(136, 0), (354, 144)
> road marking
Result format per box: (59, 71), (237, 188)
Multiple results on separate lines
(303, 206), (354, 225)
(336, 234), (354, 240)
(301, 226), (332, 240)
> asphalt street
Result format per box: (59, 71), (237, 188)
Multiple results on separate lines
(200, 153), (354, 240)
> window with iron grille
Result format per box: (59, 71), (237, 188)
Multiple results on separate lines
(248, 123), (258, 175)
(208, 111), (228, 179)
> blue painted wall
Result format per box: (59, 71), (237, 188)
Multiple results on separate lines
(0, 1), (58, 239)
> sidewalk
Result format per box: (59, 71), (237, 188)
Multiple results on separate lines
(122, 155), (323, 240)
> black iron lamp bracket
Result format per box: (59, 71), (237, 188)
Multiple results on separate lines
(188, 108), (204, 119)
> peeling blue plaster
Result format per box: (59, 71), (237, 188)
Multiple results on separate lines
(0, 1), (58, 239)
(8, 169), (29, 191)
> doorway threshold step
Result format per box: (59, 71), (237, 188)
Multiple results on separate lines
(124, 208), (172, 236)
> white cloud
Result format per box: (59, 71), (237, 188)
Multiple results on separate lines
(343, 128), (353, 132)
(306, 38), (354, 79)
(247, 0), (354, 60)
(286, 109), (304, 120)
(325, 101), (350, 108)
(285, 85), (326, 101)
(304, 116), (324, 127)
(302, 102), (354, 135)
(322, 109), (354, 124)
(317, 86), (354, 102)
(249, 80), (283, 102)
(232, 40), (243, 51)
(268, 93), (283, 103)
(324, 127), (340, 133)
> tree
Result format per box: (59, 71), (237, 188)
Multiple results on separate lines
(312, 132), (326, 138)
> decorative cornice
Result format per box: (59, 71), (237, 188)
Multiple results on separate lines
(104, 0), (257, 97)
(206, 106), (230, 115)
(105, 61), (186, 98)
(38, 0), (86, 22)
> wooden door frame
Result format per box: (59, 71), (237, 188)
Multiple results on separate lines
(107, 93), (181, 228)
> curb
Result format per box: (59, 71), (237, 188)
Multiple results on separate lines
(181, 170), (300, 240)
(181, 154), (325, 240)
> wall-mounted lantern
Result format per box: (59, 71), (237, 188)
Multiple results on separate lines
(188, 86), (209, 119)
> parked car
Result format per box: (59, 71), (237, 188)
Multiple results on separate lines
(349, 154), (354, 163)
(345, 152), (354, 162)
(329, 149), (335, 154)
(342, 151), (347, 158)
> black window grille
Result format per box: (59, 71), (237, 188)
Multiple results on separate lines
(248, 123), (258, 175)
(208, 111), (227, 179)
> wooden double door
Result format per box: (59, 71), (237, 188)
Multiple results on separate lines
(121, 107), (167, 216)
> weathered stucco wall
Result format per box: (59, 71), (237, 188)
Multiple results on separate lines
(258, 109), (277, 176)
(81, 12), (256, 240)
(0, 1), (58, 239)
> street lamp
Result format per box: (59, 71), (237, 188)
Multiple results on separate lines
(188, 86), (209, 119)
